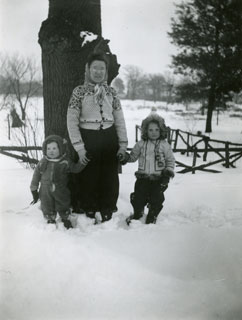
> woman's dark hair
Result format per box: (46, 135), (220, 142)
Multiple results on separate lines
(86, 53), (109, 69)
(141, 114), (168, 140)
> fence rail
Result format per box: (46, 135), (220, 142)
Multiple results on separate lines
(135, 125), (242, 174)
(1, 126), (242, 174)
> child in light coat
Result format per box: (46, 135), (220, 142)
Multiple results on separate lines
(127, 113), (175, 224)
(30, 135), (85, 229)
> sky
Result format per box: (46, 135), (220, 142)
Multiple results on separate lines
(0, 0), (178, 74)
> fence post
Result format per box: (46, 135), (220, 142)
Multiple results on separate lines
(135, 125), (139, 142)
(167, 126), (171, 144)
(203, 136), (209, 161)
(174, 129), (179, 151)
(7, 114), (11, 140)
(192, 147), (197, 174)
(171, 129), (174, 141)
(186, 133), (190, 156)
(225, 142), (230, 168)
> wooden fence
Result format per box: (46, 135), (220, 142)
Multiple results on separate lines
(135, 125), (242, 174)
(1, 126), (242, 174)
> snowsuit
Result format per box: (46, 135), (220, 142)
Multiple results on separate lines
(30, 135), (83, 222)
(67, 81), (128, 216)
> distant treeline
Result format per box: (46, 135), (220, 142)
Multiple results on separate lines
(0, 76), (43, 97)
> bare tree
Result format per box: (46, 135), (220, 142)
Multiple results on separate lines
(0, 53), (42, 120)
(124, 65), (144, 100)
(163, 71), (176, 106)
(147, 73), (166, 102)
(10, 112), (44, 168)
(112, 77), (125, 97)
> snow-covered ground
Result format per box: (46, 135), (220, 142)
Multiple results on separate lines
(1, 99), (242, 320)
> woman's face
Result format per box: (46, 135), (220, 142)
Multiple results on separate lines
(89, 60), (106, 83)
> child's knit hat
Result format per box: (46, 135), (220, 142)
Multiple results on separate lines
(42, 135), (67, 157)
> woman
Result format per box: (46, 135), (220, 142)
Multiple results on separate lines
(67, 53), (128, 222)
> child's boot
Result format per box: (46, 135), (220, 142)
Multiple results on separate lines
(146, 213), (157, 224)
(146, 202), (163, 224)
(146, 206), (162, 224)
(47, 219), (56, 224)
(59, 210), (73, 229)
(62, 218), (73, 229)
(126, 210), (144, 225)
(130, 192), (145, 220)
(45, 211), (57, 224)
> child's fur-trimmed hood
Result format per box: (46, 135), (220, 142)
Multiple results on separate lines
(141, 113), (167, 140)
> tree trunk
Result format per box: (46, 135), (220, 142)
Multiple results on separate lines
(205, 23), (220, 133)
(39, 0), (120, 140)
(21, 109), (26, 121)
(205, 83), (216, 133)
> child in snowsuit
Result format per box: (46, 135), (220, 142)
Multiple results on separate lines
(30, 135), (85, 229)
(127, 113), (175, 224)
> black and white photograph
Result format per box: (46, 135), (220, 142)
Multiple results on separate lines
(0, 0), (242, 319)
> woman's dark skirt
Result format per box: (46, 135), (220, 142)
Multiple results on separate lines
(72, 125), (119, 213)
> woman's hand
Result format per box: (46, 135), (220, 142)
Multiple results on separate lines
(117, 149), (130, 165)
(117, 149), (126, 161)
(117, 151), (130, 165)
(78, 149), (90, 165)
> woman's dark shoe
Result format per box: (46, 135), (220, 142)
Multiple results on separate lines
(133, 211), (144, 220)
(101, 210), (112, 223)
(86, 212), (96, 219)
(72, 206), (85, 214)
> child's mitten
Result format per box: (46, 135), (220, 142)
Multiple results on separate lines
(162, 168), (175, 178)
(31, 190), (39, 204)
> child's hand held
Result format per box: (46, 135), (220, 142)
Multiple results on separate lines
(117, 151), (130, 165)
